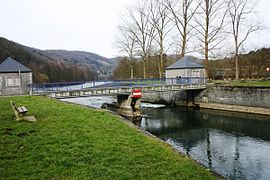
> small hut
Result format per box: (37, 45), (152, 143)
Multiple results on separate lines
(0, 57), (32, 95)
(165, 56), (205, 84)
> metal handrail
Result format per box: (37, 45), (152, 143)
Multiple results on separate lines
(30, 77), (207, 95)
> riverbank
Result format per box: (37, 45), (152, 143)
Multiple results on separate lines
(198, 102), (270, 116)
(0, 96), (215, 179)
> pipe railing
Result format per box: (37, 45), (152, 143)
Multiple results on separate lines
(29, 77), (207, 94)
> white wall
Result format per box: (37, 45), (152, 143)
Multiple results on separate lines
(165, 68), (205, 78)
(0, 72), (32, 95)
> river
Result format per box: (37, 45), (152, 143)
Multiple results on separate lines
(61, 96), (270, 179)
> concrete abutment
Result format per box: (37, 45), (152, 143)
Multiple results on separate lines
(142, 85), (270, 116)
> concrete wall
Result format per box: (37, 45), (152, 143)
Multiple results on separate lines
(195, 85), (270, 108)
(0, 72), (32, 95)
(142, 89), (205, 107)
(141, 85), (270, 115)
(142, 91), (186, 104)
(165, 68), (205, 78)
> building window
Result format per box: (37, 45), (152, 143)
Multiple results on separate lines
(6, 77), (21, 87)
(192, 70), (200, 77)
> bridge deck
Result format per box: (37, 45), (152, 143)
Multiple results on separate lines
(30, 78), (207, 98)
(49, 84), (206, 99)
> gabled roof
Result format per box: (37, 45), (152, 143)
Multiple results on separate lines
(166, 56), (204, 70)
(0, 57), (32, 73)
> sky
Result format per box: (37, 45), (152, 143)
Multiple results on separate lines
(0, 0), (269, 58)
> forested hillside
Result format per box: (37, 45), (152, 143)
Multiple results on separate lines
(209, 48), (270, 79)
(42, 50), (118, 78)
(0, 37), (118, 83)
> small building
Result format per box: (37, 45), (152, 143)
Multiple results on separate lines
(0, 57), (32, 95)
(165, 56), (205, 84)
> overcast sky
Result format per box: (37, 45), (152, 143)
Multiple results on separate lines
(0, 0), (269, 58)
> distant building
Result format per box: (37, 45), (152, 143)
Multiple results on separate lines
(166, 56), (205, 78)
(0, 57), (32, 95)
(165, 56), (205, 84)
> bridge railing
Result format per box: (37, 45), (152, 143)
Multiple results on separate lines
(30, 77), (206, 94)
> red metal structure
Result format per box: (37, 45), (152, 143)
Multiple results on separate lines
(132, 89), (142, 98)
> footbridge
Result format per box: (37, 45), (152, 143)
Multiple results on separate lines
(30, 77), (206, 99)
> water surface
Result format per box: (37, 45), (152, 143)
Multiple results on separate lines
(141, 107), (270, 179)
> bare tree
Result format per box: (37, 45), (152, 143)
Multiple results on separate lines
(228, 0), (262, 80)
(116, 26), (137, 79)
(195, 0), (228, 78)
(165, 0), (198, 57)
(148, 0), (173, 78)
(122, 1), (155, 79)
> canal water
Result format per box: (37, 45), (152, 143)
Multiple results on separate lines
(61, 97), (270, 179)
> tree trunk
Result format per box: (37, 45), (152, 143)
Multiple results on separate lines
(130, 64), (134, 79)
(143, 61), (146, 79)
(159, 50), (164, 78)
(204, 44), (209, 78)
(181, 4), (187, 58)
(180, 40), (186, 58)
(235, 40), (239, 80)
(160, 54), (164, 78)
(235, 55), (239, 80)
(204, 0), (209, 78)
(158, 58), (162, 78)
(159, 35), (164, 78)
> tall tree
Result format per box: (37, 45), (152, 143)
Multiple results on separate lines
(122, 1), (155, 78)
(195, 0), (228, 78)
(148, 0), (172, 78)
(116, 26), (137, 79)
(228, 0), (261, 80)
(165, 0), (198, 57)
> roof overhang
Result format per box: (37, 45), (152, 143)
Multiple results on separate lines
(0, 70), (32, 74)
(166, 67), (205, 70)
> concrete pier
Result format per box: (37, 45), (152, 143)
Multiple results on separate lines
(101, 91), (142, 120)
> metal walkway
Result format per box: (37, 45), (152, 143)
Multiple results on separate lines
(30, 77), (206, 98)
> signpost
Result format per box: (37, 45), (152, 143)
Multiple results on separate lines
(132, 89), (142, 98)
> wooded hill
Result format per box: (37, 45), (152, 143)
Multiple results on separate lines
(209, 48), (270, 79)
(0, 37), (117, 83)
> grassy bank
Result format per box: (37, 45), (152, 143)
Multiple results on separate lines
(0, 96), (214, 179)
(210, 80), (270, 87)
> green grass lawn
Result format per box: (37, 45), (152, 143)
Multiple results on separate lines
(0, 96), (215, 179)
(210, 80), (270, 87)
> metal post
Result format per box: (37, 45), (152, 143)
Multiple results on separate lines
(29, 84), (33, 95)
(18, 70), (23, 95)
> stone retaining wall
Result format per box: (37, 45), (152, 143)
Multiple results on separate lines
(196, 85), (270, 108)
(198, 102), (270, 116)
(141, 85), (270, 115)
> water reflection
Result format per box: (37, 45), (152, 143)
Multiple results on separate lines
(141, 107), (270, 179)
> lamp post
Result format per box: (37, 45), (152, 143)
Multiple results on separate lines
(267, 67), (270, 78)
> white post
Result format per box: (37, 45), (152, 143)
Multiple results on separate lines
(29, 73), (33, 95)
(19, 70), (22, 95)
